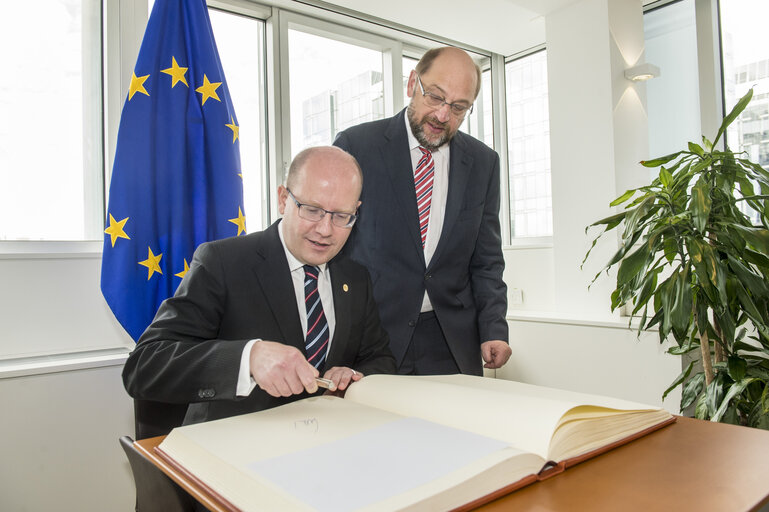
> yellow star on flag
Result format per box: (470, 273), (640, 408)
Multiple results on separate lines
(138, 247), (163, 280)
(104, 214), (130, 247)
(175, 259), (190, 279)
(225, 116), (239, 143)
(160, 56), (188, 88)
(228, 207), (246, 236)
(128, 72), (150, 100)
(195, 74), (221, 105)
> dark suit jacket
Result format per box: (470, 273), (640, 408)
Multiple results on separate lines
(334, 109), (508, 375)
(122, 221), (395, 423)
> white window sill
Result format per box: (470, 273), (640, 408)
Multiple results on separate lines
(0, 240), (103, 259)
(506, 310), (653, 331)
(0, 347), (131, 379)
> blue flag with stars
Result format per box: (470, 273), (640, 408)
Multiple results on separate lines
(101, 0), (245, 341)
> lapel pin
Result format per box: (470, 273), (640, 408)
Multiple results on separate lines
(343, 284), (349, 292)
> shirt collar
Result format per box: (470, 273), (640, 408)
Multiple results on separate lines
(278, 220), (328, 274)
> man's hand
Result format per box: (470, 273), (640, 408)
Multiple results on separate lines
(481, 340), (512, 369)
(323, 366), (364, 392)
(249, 341), (319, 397)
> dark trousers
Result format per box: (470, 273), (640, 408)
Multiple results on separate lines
(398, 311), (460, 375)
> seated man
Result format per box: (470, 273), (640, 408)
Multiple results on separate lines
(123, 146), (395, 425)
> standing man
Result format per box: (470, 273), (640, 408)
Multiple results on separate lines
(334, 47), (511, 376)
(123, 146), (395, 424)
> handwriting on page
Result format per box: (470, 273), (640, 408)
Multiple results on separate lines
(294, 418), (319, 433)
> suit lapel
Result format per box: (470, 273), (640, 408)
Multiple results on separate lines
(324, 258), (352, 367)
(431, 134), (473, 269)
(251, 223), (305, 350)
(381, 111), (424, 257)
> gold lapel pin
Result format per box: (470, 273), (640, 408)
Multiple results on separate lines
(343, 284), (349, 292)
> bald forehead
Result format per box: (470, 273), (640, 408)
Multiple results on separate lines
(287, 146), (362, 189)
(417, 47), (481, 98)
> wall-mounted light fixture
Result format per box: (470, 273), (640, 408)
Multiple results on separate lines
(624, 63), (660, 82)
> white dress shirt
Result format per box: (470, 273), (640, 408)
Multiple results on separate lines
(405, 114), (450, 312)
(236, 221), (336, 395)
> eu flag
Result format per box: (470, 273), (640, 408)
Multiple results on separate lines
(101, 0), (244, 341)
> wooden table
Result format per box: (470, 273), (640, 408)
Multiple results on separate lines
(135, 416), (769, 512)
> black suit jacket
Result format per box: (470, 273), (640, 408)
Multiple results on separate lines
(334, 109), (508, 375)
(122, 221), (395, 423)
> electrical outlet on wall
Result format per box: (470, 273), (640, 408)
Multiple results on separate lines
(510, 288), (523, 305)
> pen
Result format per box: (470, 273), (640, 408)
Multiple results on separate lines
(315, 377), (336, 391)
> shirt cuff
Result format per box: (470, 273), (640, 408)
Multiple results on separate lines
(236, 339), (260, 396)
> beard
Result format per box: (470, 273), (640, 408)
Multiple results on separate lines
(407, 103), (457, 151)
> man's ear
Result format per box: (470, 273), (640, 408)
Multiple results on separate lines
(277, 185), (288, 215)
(406, 70), (417, 99)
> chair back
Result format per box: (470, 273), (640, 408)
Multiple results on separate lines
(119, 436), (195, 512)
(134, 399), (188, 439)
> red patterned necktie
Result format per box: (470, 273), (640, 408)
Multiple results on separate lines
(303, 265), (328, 372)
(415, 147), (435, 249)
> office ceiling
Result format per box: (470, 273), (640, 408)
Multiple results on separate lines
(319, 0), (658, 57)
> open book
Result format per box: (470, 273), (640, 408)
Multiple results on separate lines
(156, 374), (674, 511)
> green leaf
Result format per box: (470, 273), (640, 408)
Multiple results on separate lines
(712, 378), (757, 422)
(695, 393), (709, 419)
(663, 361), (694, 402)
(659, 167), (673, 189)
(610, 189), (637, 207)
(688, 141), (705, 157)
(586, 211), (627, 231)
(671, 265), (692, 338)
(690, 177), (712, 233)
(681, 371), (705, 410)
(705, 372), (727, 418)
(617, 244), (650, 287)
(663, 234), (678, 264)
(731, 225), (769, 255)
(641, 152), (681, 168)
(714, 88), (753, 147)
(727, 355), (748, 382)
(728, 255), (769, 300)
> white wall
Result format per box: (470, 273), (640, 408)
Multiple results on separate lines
(500, 0), (682, 411)
(0, 362), (135, 511)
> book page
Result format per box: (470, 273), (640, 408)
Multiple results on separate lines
(344, 374), (667, 460)
(159, 395), (543, 512)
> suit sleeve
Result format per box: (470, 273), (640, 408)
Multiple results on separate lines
(469, 151), (509, 343)
(122, 242), (248, 404)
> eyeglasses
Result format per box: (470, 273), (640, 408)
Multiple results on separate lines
(415, 75), (474, 117)
(286, 189), (358, 228)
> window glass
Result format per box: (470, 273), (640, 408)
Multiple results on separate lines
(403, 56), (418, 104)
(0, 0), (102, 240)
(289, 30), (384, 157)
(505, 51), (552, 238)
(720, 0), (769, 224)
(461, 68), (494, 148)
(644, 0), (700, 165)
(209, 9), (267, 232)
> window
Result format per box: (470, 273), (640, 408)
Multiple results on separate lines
(505, 50), (552, 239)
(208, 9), (268, 232)
(720, 0), (769, 224)
(288, 30), (384, 157)
(0, 0), (102, 241)
(644, 0), (700, 164)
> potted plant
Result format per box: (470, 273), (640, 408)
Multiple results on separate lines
(584, 88), (769, 429)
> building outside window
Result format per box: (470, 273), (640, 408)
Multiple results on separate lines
(505, 50), (552, 239)
(720, 0), (769, 224)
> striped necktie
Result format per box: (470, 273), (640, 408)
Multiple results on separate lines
(415, 147), (435, 249)
(303, 265), (329, 372)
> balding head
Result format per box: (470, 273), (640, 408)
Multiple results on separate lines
(278, 146), (362, 266)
